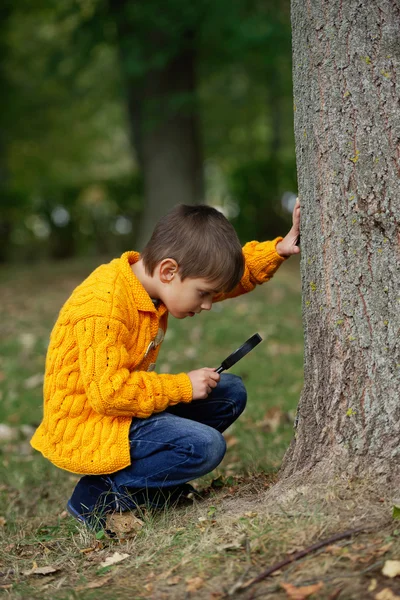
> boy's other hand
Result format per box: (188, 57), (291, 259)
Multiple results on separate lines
(188, 368), (220, 399)
(276, 197), (301, 258)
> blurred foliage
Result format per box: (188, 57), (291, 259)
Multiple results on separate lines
(230, 156), (296, 242)
(0, 0), (296, 262)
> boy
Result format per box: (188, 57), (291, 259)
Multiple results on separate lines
(31, 201), (300, 528)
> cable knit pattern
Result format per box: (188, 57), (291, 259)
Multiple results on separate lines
(214, 237), (286, 301)
(31, 241), (285, 475)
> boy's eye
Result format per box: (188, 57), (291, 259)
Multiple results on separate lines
(198, 291), (208, 298)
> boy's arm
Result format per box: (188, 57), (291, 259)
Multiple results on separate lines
(75, 317), (193, 418)
(213, 237), (286, 302)
(213, 198), (300, 302)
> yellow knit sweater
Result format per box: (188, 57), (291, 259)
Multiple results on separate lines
(31, 239), (285, 475)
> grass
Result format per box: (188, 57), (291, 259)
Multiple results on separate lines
(0, 255), (399, 599)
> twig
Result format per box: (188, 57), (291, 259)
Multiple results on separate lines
(237, 525), (374, 593)
(245, 558), (386, 600)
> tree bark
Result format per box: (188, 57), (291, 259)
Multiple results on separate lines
(281, 0), (400, 484)
(109, 0), (204, 249)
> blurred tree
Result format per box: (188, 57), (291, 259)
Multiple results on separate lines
(71, 0), (295, 245)
(108, 0), (204, 248)
(1, 0), (296, 260)
(0, 2), (29, 262)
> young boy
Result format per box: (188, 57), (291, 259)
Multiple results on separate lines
(31, 201), (300, 527)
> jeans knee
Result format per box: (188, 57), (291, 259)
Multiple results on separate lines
(195, 427), (226, 474)
(220, 373), (247, 417)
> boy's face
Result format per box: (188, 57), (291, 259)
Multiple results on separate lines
(161, 273), (220, 319)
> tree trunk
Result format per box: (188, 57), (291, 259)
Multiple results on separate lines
(109, 0), (204, 249)
(134, 42), (204, 249)
(281, 0), (400, 484)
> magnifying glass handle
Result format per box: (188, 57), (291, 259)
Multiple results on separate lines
(215, 366), (224, 374)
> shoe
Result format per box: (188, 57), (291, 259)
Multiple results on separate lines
(67, 475), (116, 530)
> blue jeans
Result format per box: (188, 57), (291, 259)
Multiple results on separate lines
(69, 373), (246, 514)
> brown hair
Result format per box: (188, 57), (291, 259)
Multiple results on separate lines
(141, 204), (244, 292)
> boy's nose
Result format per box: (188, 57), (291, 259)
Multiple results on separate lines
(200, 300), (212, 311)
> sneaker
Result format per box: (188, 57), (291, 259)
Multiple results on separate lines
(67, 475), (116, 530)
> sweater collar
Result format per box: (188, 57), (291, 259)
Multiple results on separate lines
(120, 251), (168, 317)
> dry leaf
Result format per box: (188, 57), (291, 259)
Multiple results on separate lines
(99, 552), (129, 568)
(23, 565), (59, 577)
(105, 512), (144, 539)
(376, 589), (400, 600)
(224, 434), (238, 448)
(167, 576), (181, 585)
(0, 517), (6, 527)
(382, 560), (400, 578)
(368, 579), (378, 592)
(144, 583), (153, 592)
(255, 407), (287, 432)
(186, 576), (204, 593)
(76, 575), (113, 591)
(280, 581), (324, 600)
(375, 543), (394, 556)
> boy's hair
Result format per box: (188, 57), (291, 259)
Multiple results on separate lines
(141, 204), (244, 292)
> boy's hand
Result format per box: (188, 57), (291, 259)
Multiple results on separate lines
(276, 197), (301, 258)
(188, 368), (220, 399)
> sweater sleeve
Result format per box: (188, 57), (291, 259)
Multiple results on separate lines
(213, 237), (287, 302)
(75, 317), (193, 418)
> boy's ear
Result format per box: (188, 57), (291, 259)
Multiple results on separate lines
(158, 258), (179, 284)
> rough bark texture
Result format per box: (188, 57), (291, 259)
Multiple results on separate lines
(281, 0), (400, 484)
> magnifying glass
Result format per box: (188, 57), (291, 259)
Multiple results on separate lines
(216, 333), (263, 373)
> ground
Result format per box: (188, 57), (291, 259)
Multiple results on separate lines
(0, 255), (399, 599)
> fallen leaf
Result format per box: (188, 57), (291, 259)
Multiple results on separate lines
(167, 576), (181, 585)
(99, 552), (129, 568)
(76, 575), (113, 591)
(80, 547), (96, 554)
(224, 434), (238, 448)
(375, 542), (394, 556)
(23, 565), (59, 577)
(368, 579), (378, 592)
(280, 581), (324, 600)
(0, 517), (6, 527)
(382, 560), (400, 578)
(244, 511), (258, 518)
(376, 589), (400, 600)
(255, 407), (287, 432)
(105, 512), (144, 539)
(186, 576), (204, 593)
(144, 583), (153, 592)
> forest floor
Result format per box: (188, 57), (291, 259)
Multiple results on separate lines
(0, 255), (399, 600)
